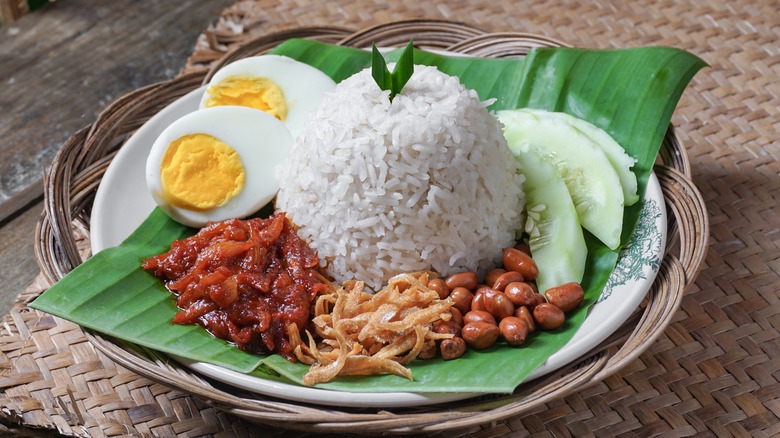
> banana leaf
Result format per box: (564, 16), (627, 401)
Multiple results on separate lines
(31, 39), (704, 393)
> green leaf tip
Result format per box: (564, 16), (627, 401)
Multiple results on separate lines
(371, 39), (415, 101)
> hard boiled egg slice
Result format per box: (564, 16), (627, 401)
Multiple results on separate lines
(146, 106), (291, 227)
(199, 54), (336, 138)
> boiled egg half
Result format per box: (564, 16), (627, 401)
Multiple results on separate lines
(146, 106), (291, 227)
(199, 54), (336, 138)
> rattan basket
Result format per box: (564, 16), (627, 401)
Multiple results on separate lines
(34, 20), (708, 434)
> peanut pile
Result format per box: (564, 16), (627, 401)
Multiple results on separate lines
(426, 243), (585, 359)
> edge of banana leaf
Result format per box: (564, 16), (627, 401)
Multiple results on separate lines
(30, 39), (705, 393)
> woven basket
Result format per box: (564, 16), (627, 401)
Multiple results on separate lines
(34, 20), (708, 434)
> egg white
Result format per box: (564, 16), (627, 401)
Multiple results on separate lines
(199, 54), (336, 139)
(146, 106), (291, 227)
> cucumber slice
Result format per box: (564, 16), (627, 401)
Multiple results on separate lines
(498, 109), (624, 250)
(521, 108), (639, 206)
(512, 142), (587, 293)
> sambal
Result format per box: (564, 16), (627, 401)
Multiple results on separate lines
(143, 213), (328, 360)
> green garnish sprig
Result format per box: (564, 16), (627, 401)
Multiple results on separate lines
(371, 39), (414, 102)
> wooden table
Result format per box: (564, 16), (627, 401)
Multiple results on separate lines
(0, 0), (233, 316)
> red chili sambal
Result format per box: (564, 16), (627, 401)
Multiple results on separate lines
(142, 213), (327, 361)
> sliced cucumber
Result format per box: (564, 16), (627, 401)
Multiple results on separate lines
(498, 109), (624, 250)
(512, 141), (587, 293)
(521, 108), (639, 206)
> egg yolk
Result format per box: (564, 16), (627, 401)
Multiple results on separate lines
(160, 134), (245, 211)
(203, 75), (288, 122)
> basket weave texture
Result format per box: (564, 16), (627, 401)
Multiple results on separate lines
(2, 0), (778, 436)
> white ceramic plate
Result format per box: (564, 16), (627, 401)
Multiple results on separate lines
(90, 86), (666, 408)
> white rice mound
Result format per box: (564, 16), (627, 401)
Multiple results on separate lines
(275, 64), (525, 291)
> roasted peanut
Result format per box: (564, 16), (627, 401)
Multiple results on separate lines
(513, 305), (535, 333)
(440, 337), (467, 360)
(427, 278), (450, 300)
(432, 319), (461, 337)
(445, 271), (478, 291)
(474, 284), (492, 297)
(461, 322), (500, 349)
(545, 282), (584, 313)
(485, 291), (515, 321)
(449, 287), (474, 314)
(484, 268), (506, 288)
(502, 247), (539, 280)
(533, 303), (565, 330)
(463, 310), (497, 326)
(449, 307), (464, 327)
(504, 282), (536, 307)
(491, 271), (524, 291)
(472, 287), (497, 312)
(514, 242), (532, 256)
(499, 316), (530, 347)
(471, 288), (488, 312)
(530, 292), (546, 309)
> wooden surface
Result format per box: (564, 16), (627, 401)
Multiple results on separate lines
(0, 0), (232, 222)
(0, 0), (232, 315)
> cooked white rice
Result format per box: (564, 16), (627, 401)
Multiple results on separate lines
(275, 64), (524, 291)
